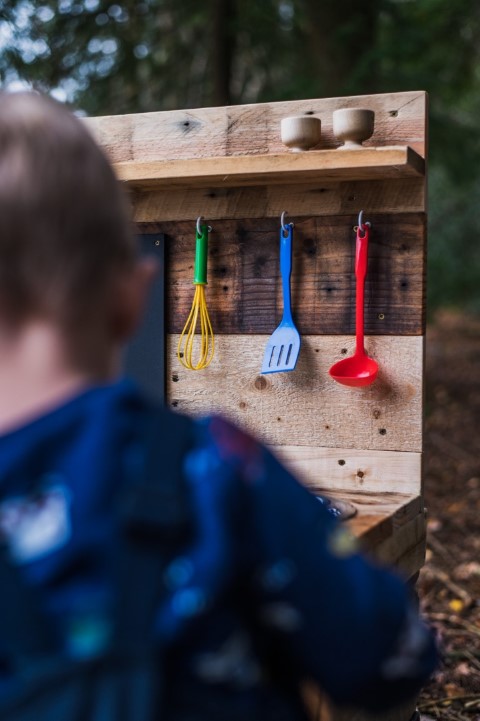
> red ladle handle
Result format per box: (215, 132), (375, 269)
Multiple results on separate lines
(355, 223), (369, 354)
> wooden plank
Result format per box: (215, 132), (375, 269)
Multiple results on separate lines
(167, 334), (424, 453)
(271, 446), (421, 496)
(84, 90), (427, 162)
(371, 510), (425, 566)
(113, 146), (424, 190)
(325, 492), (422, 549)
(131, 177), (425, 223)
(393, 535), (427, 580)
(163, 214), (426, 336)
(323, 493), (426, 574)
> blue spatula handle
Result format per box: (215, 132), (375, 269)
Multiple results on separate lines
(280, 223), (294, 326)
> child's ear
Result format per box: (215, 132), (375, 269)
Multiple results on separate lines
(110, 258), (159, 341)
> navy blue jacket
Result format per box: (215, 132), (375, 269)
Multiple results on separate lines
(0, 380), (436, 718)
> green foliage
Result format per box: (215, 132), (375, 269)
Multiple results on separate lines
(1, 0), (213, 113)
(1, 0), (480, 311)
(428, 166), (480, 314)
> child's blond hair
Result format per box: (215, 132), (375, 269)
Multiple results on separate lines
(0, 91), (135, 330)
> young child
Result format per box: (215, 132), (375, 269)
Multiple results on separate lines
(0, 91), (436, 720)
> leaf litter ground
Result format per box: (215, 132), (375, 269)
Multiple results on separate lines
(417, 311), (480, 721)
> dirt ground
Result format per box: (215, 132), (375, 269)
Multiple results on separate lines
(417, 311), (480, 720)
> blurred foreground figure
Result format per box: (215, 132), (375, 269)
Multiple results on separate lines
(0, 92), (437, 721)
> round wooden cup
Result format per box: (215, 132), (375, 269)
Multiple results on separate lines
(281, 116), (321, 152)
(333, 108), (375, 149)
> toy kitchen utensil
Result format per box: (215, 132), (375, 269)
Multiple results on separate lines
(329, 215), (378, 387)
(177, 218), (215, 370)
(261, 215), (301, 374)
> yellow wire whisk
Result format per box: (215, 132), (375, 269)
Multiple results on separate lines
(177, 218), (215, 370)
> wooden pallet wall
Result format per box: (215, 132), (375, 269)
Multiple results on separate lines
(86, 90), (427, 499)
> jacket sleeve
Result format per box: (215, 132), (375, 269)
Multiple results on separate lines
(206, 416), (438, 713)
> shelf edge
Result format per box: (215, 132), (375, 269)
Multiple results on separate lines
(113, 146), (425, 188)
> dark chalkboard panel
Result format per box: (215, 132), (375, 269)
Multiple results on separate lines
(125, 233), (165, 403)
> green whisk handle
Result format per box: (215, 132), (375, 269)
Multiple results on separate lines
(194, 224), (209, 285)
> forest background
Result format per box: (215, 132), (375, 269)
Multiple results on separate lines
(2, 2), (480, 718)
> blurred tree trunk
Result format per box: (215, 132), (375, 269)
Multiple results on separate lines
(210, 0), (236, 105)
(299, 0), (382, 95)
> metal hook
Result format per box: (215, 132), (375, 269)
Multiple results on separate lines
(196, 216), (212, 234)
(281, 211), (294, 234)
(356, 210), (371, 236)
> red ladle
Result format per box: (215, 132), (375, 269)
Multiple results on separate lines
(329, 219), (378, 387)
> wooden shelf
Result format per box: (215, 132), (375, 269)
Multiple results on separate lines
(306, 488), (425, 578)
(114, 146), (425, 190)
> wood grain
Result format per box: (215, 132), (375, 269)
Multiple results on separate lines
(113, 146), (424, 190)
(84, 90), (427, 162)
(374, 512), (426, 572)
(393, 536), (427, 580)
(131, 177), (425, 223)
(292, 486), (426, 571)
(167, 334), (424, 453)
(329, 492), (422, 547)
(160, 214), (426, 336)
(300, 489), (426, 577)
(271, 446), (421, 496)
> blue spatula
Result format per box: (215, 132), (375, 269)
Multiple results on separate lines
(261, 222), (301, 374)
